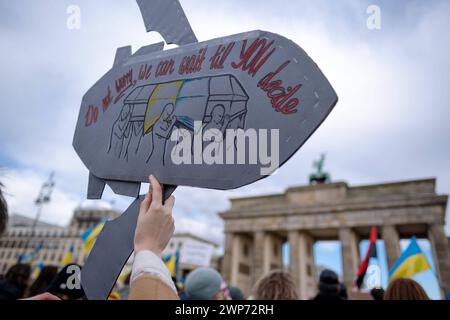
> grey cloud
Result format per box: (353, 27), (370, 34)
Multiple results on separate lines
(1, 0), (449, 238)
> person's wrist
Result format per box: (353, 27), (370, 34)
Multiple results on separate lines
(134, 242), (162, 256)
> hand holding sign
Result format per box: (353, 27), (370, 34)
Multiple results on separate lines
(134, 175), (175, 255)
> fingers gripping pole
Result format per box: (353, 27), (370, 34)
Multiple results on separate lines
(80, 185), (176, 300)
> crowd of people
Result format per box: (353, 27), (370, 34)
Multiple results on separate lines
(0, 176), (432, 300)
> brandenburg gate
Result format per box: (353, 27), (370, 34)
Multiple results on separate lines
(220, 178), (450, 299)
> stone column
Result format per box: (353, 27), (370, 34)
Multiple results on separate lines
(298, 232), (316, 299)
(288, 230), (301, 290)
(221, 232), (234, 284)
(263, 233), (284, 273)
(252, 231), (265, 284)
(228, 234), (253, 295)
(381, 225), (400, 269)
(230, 233), (241, 286)
(289, 230), (316, 299)
(428, 223), (450, 296)
(262, 233), (271, 274)
(339, 227), (360, 287)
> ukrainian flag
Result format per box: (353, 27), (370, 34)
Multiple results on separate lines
(163, 247), (180, 278)
(389, 236), (431, 281)
(165, 255), (176, 278)
(18, 241), (44, 264)
(81, 221), (104, 254)
(31, 262), (44, 280)
(60, 244), (75, 266)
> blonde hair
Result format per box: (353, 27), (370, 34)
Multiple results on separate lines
(253, 270), (299, 300)
(384, 278), (429, 300)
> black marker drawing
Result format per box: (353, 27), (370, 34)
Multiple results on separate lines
(146, 102), (177, 165)
(108, 75), (249, 165)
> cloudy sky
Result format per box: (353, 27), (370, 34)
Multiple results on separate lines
(0, 0), (449, 297)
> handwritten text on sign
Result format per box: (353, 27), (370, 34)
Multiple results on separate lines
(84, 37), (302, 127)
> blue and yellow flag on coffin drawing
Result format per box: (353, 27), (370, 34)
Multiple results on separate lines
(389, 236), (431, 281)
(81, 222), (105, 254)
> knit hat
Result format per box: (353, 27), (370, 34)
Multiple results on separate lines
(184, 268), (222, 300)
(318, 269), (340, 294)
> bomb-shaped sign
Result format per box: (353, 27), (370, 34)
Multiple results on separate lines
(73, 30), (337, 197)
(73, 0), (338, 300)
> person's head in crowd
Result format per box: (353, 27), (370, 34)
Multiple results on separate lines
(318, 269), (340, 294)
(183, 267), (222, 300)
(253, 270), (299, 300)
(46, 264), (85, 300)
(0, 264), (31, 300)
(370, 287), (385, 301)
(384, 278), (429, 300)
(229, 286), (245, 300)
(338, 283), (348, 300)
(0, 182), (8, 236)
(26, 265), (59, 297)
(313, 269), (342, 300)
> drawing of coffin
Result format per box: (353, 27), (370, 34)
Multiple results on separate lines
(123, 75), (249, 134)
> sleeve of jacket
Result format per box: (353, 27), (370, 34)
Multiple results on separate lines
(129, 274), (178, 300)
(128, 250), (179, 300)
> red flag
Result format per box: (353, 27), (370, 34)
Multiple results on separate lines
(354, 226), (378, 289)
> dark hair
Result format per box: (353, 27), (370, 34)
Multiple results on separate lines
(384, 278), (429, 300)
(339, 283), (348, 299)
(5, 264), (31, 296)
(0, 182), (8, 236)
(370, 287), (385, 301)
(229, 286), (245, 300)
(27, 265), (59, 297)
(318, 269), (340, 294)
(253, 270), (299, 300)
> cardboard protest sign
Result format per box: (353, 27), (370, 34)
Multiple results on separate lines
(73, 0), (337, 300)
(73, 29), (337, 193)
(180, 243), (214, 267)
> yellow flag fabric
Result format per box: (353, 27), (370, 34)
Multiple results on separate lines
(390, 253), (431, 281)
(60, 247), (74, 267)
(389, 237), (431, 281)
(31, 262), (44, 280)
(82, 222), (104, 254)
(164, 248), (180, 279)
(118, 270), (131, 284)
(108, 292), (121, 300)
(165, 255), (176, 278)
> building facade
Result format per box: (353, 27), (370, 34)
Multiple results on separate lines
(220, 178), (450, 299)
(0, 208), (120, 275)
(0, 209), (220, 279)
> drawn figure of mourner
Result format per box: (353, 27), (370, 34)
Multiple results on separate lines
(202, 104), (230, 156)
(203, 104), (230, 134)
(109, 104), (133, 158)
(146, 103), (177, 165)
